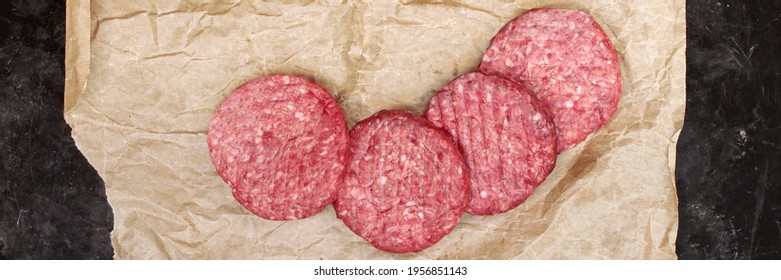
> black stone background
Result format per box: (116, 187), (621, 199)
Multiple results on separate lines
(677, 0), (781, 259)
(0, 1), (113, 259)
(0, 0), (779, 259)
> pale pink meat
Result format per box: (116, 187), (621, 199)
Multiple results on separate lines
(335, 110), (470, 253)
(426, 72), (557, 215)
(208, 75), (349, 221)
(479, 8), (621, 152)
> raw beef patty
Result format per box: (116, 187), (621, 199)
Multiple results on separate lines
(208, 75), (349, 220)
(480, 8), (622, 152)
(426, 72), (557, 215)
(335, 110), (470, 253)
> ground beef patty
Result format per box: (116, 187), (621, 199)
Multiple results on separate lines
(425, 72), (557, 215)
(208, 75), (349, 221)
(335, 110), (470, 253)
(479, 8), (621, 152)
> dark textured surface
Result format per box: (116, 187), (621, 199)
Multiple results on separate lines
(677, 0), (781, 259)
(0, 0), (113, 259)
(1, 0), (780, 260)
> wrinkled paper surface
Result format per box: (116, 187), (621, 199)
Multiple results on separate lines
(64, 0), (685, 259)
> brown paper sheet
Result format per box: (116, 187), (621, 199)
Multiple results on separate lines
(64, 0), (685, 259)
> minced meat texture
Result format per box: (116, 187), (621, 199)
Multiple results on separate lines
(208, 75), (349, 221)
(335, 110), (470, 253)
(479, 8), (622, 152)
(426, 72), (557, 215)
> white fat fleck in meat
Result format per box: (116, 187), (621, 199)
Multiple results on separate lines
(294, 112), (305, 121)
(565, 100), (574, 108)
(377, 176), (388, 186)
(350, 187), (366, 199)
(532, 113), (542, 121)
(480, 191), (488, 198)
(402, 208), (413, 219)
(286, 104), (294, 110)
(504, 58), (514, 67)
(323, 135), (335, 143)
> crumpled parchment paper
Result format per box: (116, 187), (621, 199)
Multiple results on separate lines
(64, 0), (685, 259)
